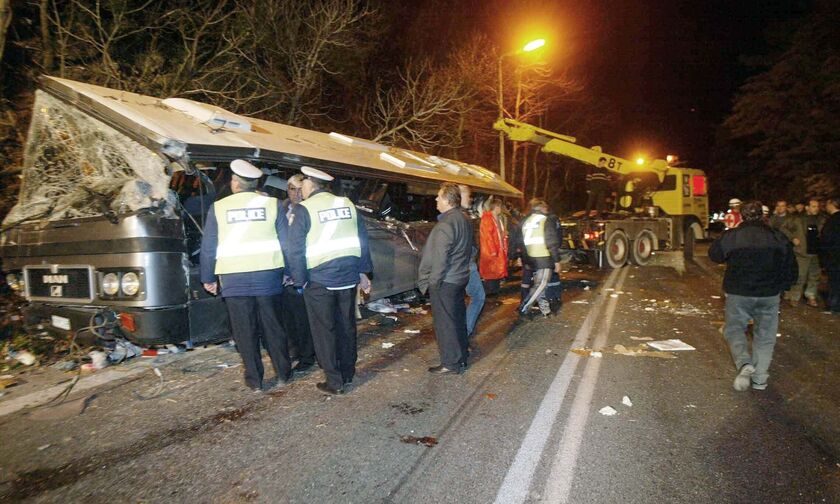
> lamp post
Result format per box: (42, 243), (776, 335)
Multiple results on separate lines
(497, 38), (545, 183)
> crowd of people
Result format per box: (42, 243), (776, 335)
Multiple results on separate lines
(711, 195), (840, 393)
(199, 161), (566, 393)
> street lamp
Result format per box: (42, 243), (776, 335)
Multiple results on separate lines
(498, 38), (546, 183)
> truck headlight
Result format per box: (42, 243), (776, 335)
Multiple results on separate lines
(6, 273), (24, 294)
(120, 272), (140, 296)
(102, 272), (119, 295)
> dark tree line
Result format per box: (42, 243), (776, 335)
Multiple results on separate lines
(712, 0), (840, 206)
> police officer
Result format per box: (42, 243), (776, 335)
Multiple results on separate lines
(286, 167), (373, 395)
(200, 159), (291, 392)
(517, 198), (562, 318)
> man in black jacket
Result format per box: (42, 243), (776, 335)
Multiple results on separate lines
(709, 201), (798, 392)
(820, 195), (840, 313)
(418, 182), (473, 375)
(584, 157), (611, 218)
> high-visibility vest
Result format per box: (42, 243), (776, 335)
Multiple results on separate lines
(213, 192), (284, 274)
(299, 191), (362, 269)
(522, 213), (550, 258)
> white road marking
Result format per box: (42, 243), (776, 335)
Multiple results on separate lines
(493, 267), (623, 504)
(541, 267), (629, 503)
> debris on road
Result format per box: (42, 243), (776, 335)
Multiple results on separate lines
(622, 396), (633, 407)
(0, 375), (18, 389)
(407, 307), (429, 314)
(630, 336), (653, 341)
(591, 351), (603, 358)
(711, 295), (722, 299)
(599, 406), (618, 416)
(381, 342), (395, 349)
(572, 345), (677, 359)
(366, 298), (398, 313)
(647, 339), (696, 352)
(610, 294), (619, 298)
(403, 329), (421, 334)
(485, 393), (497, 400)
(37, 443), (51, 451)
(571, 300), (589, 304)
(401, 435), (438, 447)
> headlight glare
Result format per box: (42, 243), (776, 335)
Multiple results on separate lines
(120, 272), (140, 296)
(102, 272), (119, 295)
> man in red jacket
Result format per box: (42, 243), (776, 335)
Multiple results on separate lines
(479, 198), (509, 294)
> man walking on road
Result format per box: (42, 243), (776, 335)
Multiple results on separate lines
(709, 201), (798, 391)
(418, 182), (473, 375)
(820, 196), (840, 314)
(517, 199), (562, 319)
(200, 159), (292, 392)
(287, 167), (373, 395)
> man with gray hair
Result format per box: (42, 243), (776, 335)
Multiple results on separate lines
(709, 200), (798, 391)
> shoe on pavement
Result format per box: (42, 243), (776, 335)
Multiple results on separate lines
(751, 381), (767, 390)
(806, 297), (819, 308)
(316, 382), (344, 395)
(427, 365), (463, 375)
(733, 364), (755, 391)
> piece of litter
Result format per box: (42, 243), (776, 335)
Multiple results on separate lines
(545, 349), (552, 354)
(37, 444), (51, 451)
(711, 295), (721, 299)
(381, 342), (395, 349)
(500, 298), (519, 305)
(403, 329), (421, 334)
(571, 300), (589, 304)
(599, 406), (618, 416)
(644, 307), (655, 311)
(610, 294), (619, 298)
(401, 435), (438, 447)
(485, 393), (497, 400)
(647, 339), (696, 351)
(630, 336), (653, 341)
(605, 288), (615, 292)
(685, 404), (697, 408)
(622, 396), (633, 407)
(776, 333), (782, 338)
(583, 286), (590, 291)
(591, 351), (603, 358)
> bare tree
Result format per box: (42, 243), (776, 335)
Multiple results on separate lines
(0, 0), (11, 74)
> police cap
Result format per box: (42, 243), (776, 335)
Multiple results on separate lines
(301, 166), (334, 182)
(230, 159), (263, 180)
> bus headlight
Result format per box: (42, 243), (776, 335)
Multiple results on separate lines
(102, 272), (120, 295)
(120, 272), (141, 296)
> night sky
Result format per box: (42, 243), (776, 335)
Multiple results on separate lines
(403, 0), (810, 169)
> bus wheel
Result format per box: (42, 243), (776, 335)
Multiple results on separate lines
(605, 230), (629, 268)
(630, 229), (656, 266)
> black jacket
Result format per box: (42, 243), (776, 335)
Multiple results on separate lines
(709, 220), (798, 297)
(820, 211), (840, 271)
(418, 207), (473, 292)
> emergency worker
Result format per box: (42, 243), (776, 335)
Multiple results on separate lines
(479, 198), (509, 295)
(286, 167), (373, 395)
(584, 157), (610, 218)
(517, 198), (562, 318)
(281, 174), (317, 371)
(200, 159), (291, 392)
(724, 198), (742, 229)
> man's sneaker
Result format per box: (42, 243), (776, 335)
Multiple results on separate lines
(733, 364), (755, 391)
(751, 381), (767, 390)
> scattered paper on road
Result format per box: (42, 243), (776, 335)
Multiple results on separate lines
(571, 300), (589, 304)
(711, 295), (722, 299)
(647, 339), (696, 351)
(381, 342), (395, 349)
(610, 294), (619, 298)
(403, 329), (421, 334)
(591, 351), (603, 358)
(622, 396), (633, 407)
(630, 336), (653, 341)
(599, 406), (618, 416)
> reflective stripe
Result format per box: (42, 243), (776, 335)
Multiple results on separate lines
(305, 236), (362, 257)
(523, 214), (550, 258)
(217, 239), (282, 258)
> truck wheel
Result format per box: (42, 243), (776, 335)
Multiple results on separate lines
(605, 230), (629, 268)
(683, 224), (695, 261)
(630, 229), (656, 266)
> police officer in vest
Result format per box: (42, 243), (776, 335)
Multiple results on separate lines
(518, 198), (562, 318)
(200, 159), (292, 392)
(286, 167), (373, 395)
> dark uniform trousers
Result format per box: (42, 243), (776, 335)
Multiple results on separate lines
(828, 269), (840, 313)
(281, 285), (316, 366)
(225, 294), (291, 389)
(584, 181), (608, 217)
(304, 282), (358, 389)
(429, 281), (469, 369)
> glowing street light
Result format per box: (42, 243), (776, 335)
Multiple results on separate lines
(498, 38), (547, 182)
(636, 157), (645, 165)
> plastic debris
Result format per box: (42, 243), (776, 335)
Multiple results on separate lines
(571, 300), (589, 304)
(37, 444), (51, 451)
(403, 329), (421, 334)
(622, 396), (633, 407)
(591, 351), (603, 358)
(88, 351), (108, 369)
(381, 342), (395, 349)
(610, 294), (619, 298)
(393, 303), (410, 310)
(599, 406), (618, 416)
(108, 340), (143, 363)
(366, 298), (397, 314)
(711, 295), (722, 299)
(630, 336), (653, 341)
(647, 339), (696, 351)
(10, 350), (36, 366)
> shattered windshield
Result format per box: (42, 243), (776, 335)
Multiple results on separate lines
(2, 91), (174, 226)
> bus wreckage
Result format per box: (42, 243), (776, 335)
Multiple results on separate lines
(1, 77), (521, 346)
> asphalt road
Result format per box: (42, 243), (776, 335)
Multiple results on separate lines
(1, 246), (839, 503)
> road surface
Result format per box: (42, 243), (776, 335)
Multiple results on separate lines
(1, 246), (838, 503)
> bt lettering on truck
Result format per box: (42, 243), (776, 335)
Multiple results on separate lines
(318, 207), (352, 223)
(226, 208), (267, 223)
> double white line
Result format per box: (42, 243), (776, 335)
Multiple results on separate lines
(494, 266), (630, 504)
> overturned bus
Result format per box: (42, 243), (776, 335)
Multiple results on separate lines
(0, 77), (521, 346)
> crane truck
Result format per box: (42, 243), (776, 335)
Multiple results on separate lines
(494, 118), (709, 268)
